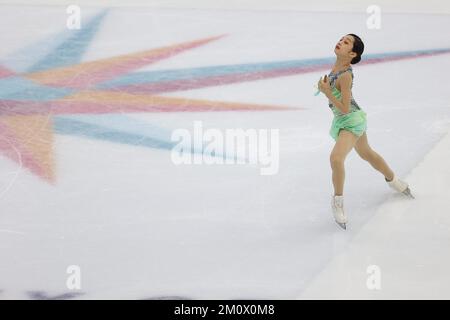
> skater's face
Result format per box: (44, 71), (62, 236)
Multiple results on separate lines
(334, 35), (357, 60)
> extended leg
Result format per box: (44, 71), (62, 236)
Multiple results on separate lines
(354, 132), (394, 181)
(354, 132), (414, 198)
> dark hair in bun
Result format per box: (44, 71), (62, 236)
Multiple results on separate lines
(348, 34), (364, 64)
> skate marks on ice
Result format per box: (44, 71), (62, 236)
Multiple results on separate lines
(1, 6), (450, 300)
(26, 291), (85, 300)
(1, 288), (192, 300)
(0, 134), (23, 200)
(298, 131), (450, 299)
(142, 295), (192, 300)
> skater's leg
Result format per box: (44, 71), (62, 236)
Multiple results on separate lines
(354, 132), (394, 180)
(330, 129), (360, 196)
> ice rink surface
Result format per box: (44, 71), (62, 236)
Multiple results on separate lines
(1, 1), (450, 299)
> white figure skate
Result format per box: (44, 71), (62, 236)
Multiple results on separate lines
(331, 195), (347, 230)
(386, 175), (414, 199)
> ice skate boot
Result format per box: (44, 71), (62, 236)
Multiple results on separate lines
(386, 175), (414, 199)
(331, 195), (347, 230)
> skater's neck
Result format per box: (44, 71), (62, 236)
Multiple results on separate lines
(332, 57), (351, 73)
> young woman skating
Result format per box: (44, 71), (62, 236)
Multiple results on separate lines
(317, 34), (414, 230)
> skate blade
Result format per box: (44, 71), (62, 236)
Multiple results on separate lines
(402, 187), (415, 199)
(335, 221), (347, 230)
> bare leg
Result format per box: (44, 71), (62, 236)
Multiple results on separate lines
(354, 132), (394, 180)
(330, 130), (360, 196)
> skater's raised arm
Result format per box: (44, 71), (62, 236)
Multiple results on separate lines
(323, 72), (352, 114)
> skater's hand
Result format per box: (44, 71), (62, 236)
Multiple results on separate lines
(317, 75), (331, 95)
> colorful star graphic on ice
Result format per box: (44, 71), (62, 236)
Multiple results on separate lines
(1, 10), (449, 184)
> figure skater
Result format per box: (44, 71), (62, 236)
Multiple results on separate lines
(317, 34), (414, 230)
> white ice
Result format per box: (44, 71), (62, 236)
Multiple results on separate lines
(0, 1), (450, 299)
